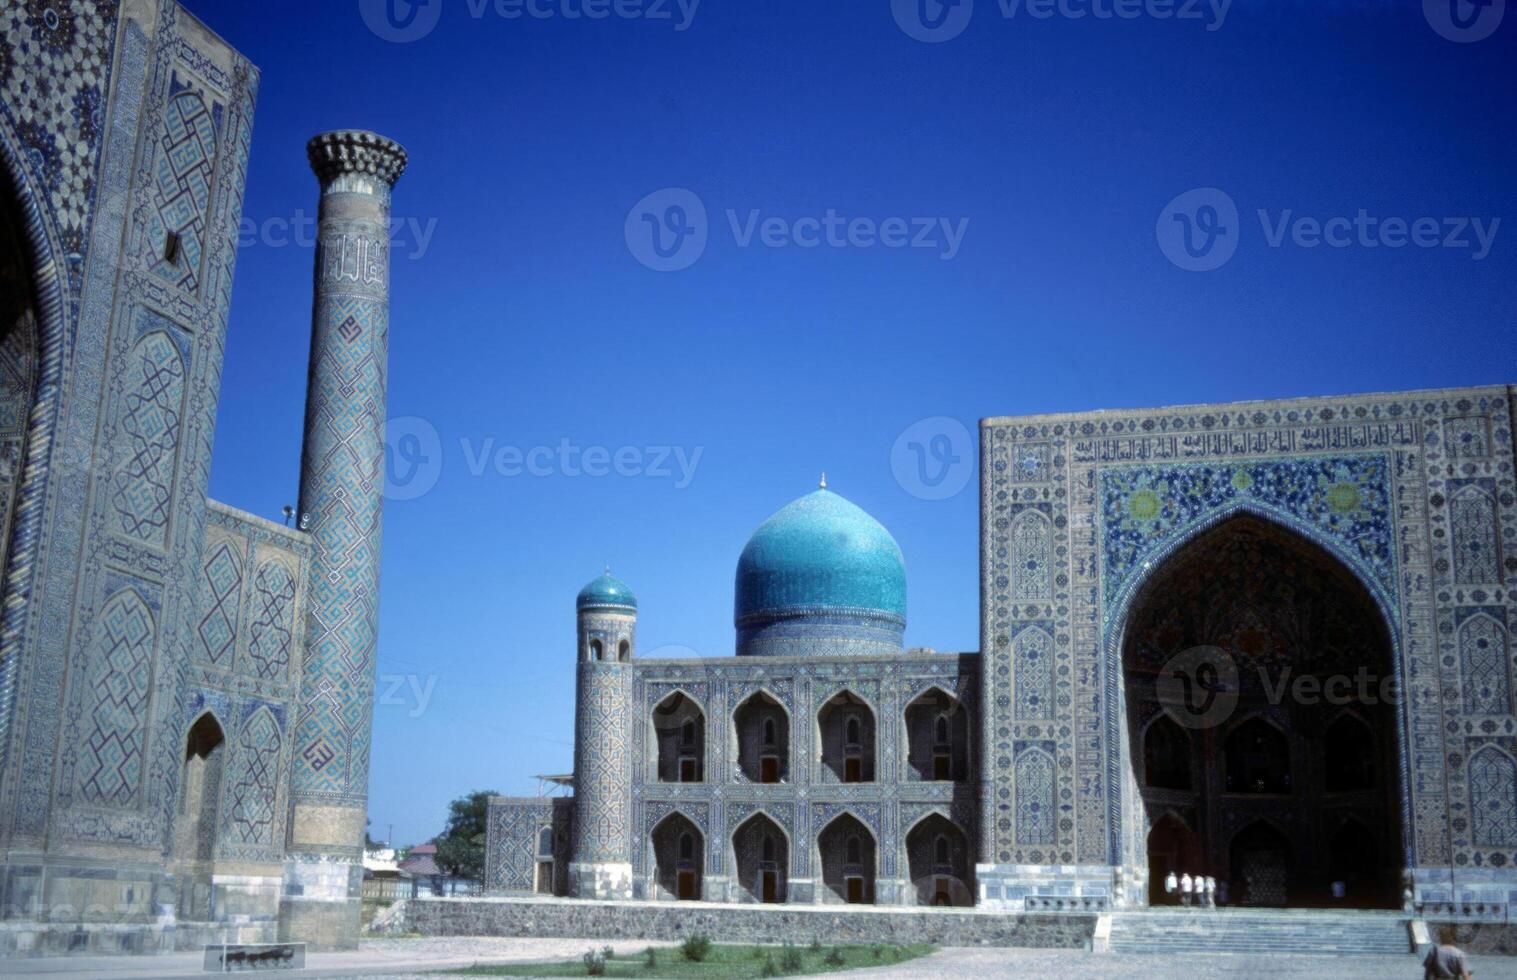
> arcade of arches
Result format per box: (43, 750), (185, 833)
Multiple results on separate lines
(1123, 515), (1403, 909)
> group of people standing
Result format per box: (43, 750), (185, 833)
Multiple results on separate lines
(1162, 870), (1222, 907)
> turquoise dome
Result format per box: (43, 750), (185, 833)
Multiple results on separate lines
(577, 572), (637, 612)
(735, 490), (906, 656)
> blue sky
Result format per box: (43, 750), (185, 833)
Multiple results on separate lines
(199, 0), (1514, 846)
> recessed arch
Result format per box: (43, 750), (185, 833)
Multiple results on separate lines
(816, 812), (876, 905)
(652, 689), (705, 783)
(0, 130), (69, 773)
(650, 810), (704, 901)
(174, 711), (226, 865)
(1117, 510), (1405, 907)
(732, 810), (790, 904)
(817, 688), (875, 784)
(1141, 713), (1191, 791)
(733, 689), (789, 784)
(904, 685), (970, 782)
(904, 812), (973, 906)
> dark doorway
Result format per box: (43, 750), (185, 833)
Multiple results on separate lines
(1146, 813), (1201, 906)
(1231, 822), (1292, 907)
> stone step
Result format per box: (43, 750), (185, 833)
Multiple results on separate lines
(1107, 911), (1411, 956)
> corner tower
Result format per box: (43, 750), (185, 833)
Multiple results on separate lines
(282, 131), (406, 948)
(568, 572), (637, 899)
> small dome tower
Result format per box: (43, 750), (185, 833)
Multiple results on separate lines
(568, 570), (636, 899)
(576, 570), (637, 662)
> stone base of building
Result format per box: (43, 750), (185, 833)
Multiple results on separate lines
(570, 862), (634, 901)
(277, 856), (363, 951)
(0, 919), (277, 957)
(974, 864), (1114, 912)
(1409, 866), (1517, 920)
(407, 894), (1097, 948)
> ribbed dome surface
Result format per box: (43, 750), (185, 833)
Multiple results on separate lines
(735, 489), (906, 635)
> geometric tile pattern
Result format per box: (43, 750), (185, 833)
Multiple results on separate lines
(76, 589), (156, 807)
(111, 330), (186, 544)
(1460, 612), (1511, 716)
(1013, 625), (1054, 721)
(226, 706), (281, 846)
(246, 560), (295, 681)
(1469, 746), (1517, 848)
(1451, 484), (1501, 585)
(1014, 744), (1056, 846)
(142, 85), (219, 292)
(1009, 509), (1052, 601)
(0, 1), (116, 257)
(197, 540), (242, 666)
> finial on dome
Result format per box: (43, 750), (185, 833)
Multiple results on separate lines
(820, 472), (828, 490)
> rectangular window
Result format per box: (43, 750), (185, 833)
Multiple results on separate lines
(679, 756), (699, 783)
(933, 753), (952, 781)
(844, 756), (863, 783)
(760, 755), (779, 784)
(846, 877), (865, 904)
(535, 862), (554, 894)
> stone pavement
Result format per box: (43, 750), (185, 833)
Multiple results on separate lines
(7, 939), (1517, 979)
(0, 937), (677, 980)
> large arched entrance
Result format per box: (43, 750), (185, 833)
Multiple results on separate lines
(1122, 514), (1403, 908)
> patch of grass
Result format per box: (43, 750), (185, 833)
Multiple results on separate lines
(450, 942), (936, 977)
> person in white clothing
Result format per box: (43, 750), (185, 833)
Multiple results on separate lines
(1164, 871), (1179, 905)
(1180, 872), (1194, 906)
(1204, 876), (1217, 908)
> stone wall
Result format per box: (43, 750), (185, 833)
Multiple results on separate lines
(407, 896), (1095, 948)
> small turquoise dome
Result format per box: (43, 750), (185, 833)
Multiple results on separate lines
(577, 572), (637, 612)
(735, 489), (906, 656)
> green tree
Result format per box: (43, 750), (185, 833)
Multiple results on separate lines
(434, 789), (496, 881)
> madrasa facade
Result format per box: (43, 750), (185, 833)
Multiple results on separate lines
(488, 388), (1517, 919)
(1, 0), (404, 955)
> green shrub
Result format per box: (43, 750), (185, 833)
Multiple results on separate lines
(780, 943), (804, 972)
(824, 947), (846, 967)
(582, 949), (606, 977)
(680, 934), (712, 962)
(809, 938), (823, 953)
(643, 946), (658, 968)
(871, 944), (884, 960)
(760, 952), (781, 978)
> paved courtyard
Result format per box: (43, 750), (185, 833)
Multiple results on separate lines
(8, 938), (1517, 979)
